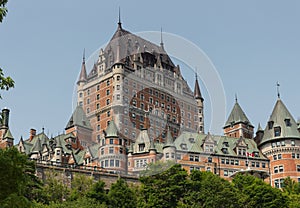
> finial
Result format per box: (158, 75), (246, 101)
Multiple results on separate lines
(276, 81), (280, 99)
(160, 27), (164, 50)
(235, 93), (238, 103)
(83, 48), (85, 63)
(42, 127), (45, 133)
(195, 67), (199, 80)
(118, 7), (122, 28)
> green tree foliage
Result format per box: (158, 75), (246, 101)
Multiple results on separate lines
(0, 0), (15, 98)
(108, 178), (137, 208)
(69, 174), (93, 201)
(233, 173), (287, 208)
(86, 180), (108, 204)
(0, 148), (40, 207)
(33, 197), (105, 208)
(138, 164), (188, 208)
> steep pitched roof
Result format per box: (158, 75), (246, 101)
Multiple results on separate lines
(259, 99), (300, 146)
(224, 101), (252, 128)
(105, 120), (118, 138)
(65, 105), (92, 130)
(4, 129), (13, 139)
(77, 54), (87, 84)
(31, 138), (41, 153)
(163, 129), (175, 148)
(194, 77), (203, 101)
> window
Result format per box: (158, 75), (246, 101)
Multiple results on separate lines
(272, 143), (275, 148)
(166, 153), (169, 158)
(285, 118), (291, 127)
(292, 140), (295, 146)
(256, 162), (260, 167)
(106, 99), (110, 105)
(189, 155), (194, 161)
(139, 143), (145, 151)
(105, 160), (108, 167)
(274, 179), (279, 188)
(281, 141), (285, 146)
(87, 98), (90, 104)
(194, 156), (199, 162)
(171, 153), (175, 158)
(106, 80), (110, 86)
(107, 111), (111, 117)
(208, 157), (212, 163)
(101, 148), (104, 155)
(115, 160), (120, 167)
(225, 159), (229, 164)
(221, 159), (225, 164)
(274, 127), (281, 137)
(231, 160), (234, 165)
(97, 85), (100, 91)
(224, 170), (228, 176)
(292, 153), (295, 158)
(278, 154), (282, 159)
(251, 162), (255, 167)
(235, 160), (239, 165)
(117, 94), (120, 100)
(274, 166), (279, 173)
(117, 76), (120, 81)
(207, 167), (211, 172)
(97, 94), (100, 100)
(110, 139), (113, 144)
(190, 167), (194, 172)
(268, 121), (274, 129)
(97, 125), (100, 131)
(56, 150), (60, 156)
(109, 147), (114, 154)
(79, 92), (82, 98)
(279, 165), (284, 172)
(176, 154), (181, 160)
(273, 155), (277, 160)
(106, 89), (110, 95)
(297, 165), (300, 172)
(110, 160), (114, 167)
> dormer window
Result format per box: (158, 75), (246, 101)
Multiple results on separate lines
(139, 143), (145, 151)
(180, 143), (187, 150)
(285, 118), (291, 127)
(221, 147), (228, 154)
(205, 144), (214, 152)
(189, 138), (195, 143)
(268, 121), (274, 129)
(274, 127), (281, 137)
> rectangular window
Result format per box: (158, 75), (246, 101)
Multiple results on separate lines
(278, 154), (282, 159)
(105, 160), (108, 167)
(292, 153), (295, 158)
(176, 154), (181, 160)
(272, 143), (275, 148)
(224, 170), (228, 176)
(56, 150), (60, 156)
(274, 166), (279, 173)
(256, 162), (260, 167)
(230, 160), (234, 165)
(109, 147), (114, 154)
(292, 140), (295, 146)
(262, 163), (266, 168)
(208, 157), (212, 163)
(207, 167), (211, 172)
(101, 148), (104, 155)
(166, 153), (169, 158)
(110, 160), (114, 167)
(190, 167), (194, 172)
(279, 165), (284, 172)
(273, 155), (277, 160)
(110, 139), (113, 144)
(194, 156), (199, 162)
(235, 160), (239, 165)
(189, 155), (194, 161)
(297, 165), (300, 172)
(251, 162), (255, 167)
(221, 159), (225, 164)
(274, 179), (279, 188)
(171, 153), (175, 158)
(225, 159), (229, 164)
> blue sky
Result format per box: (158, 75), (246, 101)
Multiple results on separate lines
(1, 1), (300, 142)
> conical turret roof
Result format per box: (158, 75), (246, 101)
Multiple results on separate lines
(259, 99), (300, 146)
(224, 100), (252, 128)
(163, 129), (175, 148)
(105, 120), (118, 138)
(4, 129), (13, 139)
(77, 53), (87, 84)
(194, 77), (203, 101)
(65, 105), (92, 130)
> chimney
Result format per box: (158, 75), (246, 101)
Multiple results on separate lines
(2, 108), (9, 129)
(29, 128), (36, 141)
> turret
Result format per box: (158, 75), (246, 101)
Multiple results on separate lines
(2, 108), (9, 129)
(163, 128), (176, 162)
(194, 75), (204, 133)
(77, 50), (87, 107)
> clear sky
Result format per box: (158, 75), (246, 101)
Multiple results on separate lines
(1, 0), (300, 142)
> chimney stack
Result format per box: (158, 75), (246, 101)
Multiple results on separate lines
(29, 128), (36, 141)
(2, 108), (10, 129)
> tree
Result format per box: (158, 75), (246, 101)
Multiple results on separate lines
(0, 148), (40, 207)
(138, 164), (188, 208)
(107, 178), (137, 208)
(232, 174), (287, 208)
(0, 0), (15, 98)
(86, 180), (108, 205)
(69, 174), (93, 201)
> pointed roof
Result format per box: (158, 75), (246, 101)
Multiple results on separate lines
(77, 51), (87, 84)
(4, 129), (13, 139)
(65, 105), (92, 130)
(163, 129), (175, 148)
(105, 120), (118, 138)
(259, 99), (300, 146)
(194, 76), (203, 101)
(31, 138), (41, 152)
(224, 100), (252, 128)
(55, 136), (62, 148)
(257, 123), (263, 132)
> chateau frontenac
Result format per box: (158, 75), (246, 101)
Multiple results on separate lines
(1, 20), (299, 188)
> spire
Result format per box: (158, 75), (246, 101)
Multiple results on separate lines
(194, 73), (203, 101)
(257, 123), (263, 132)
(163, 127), (175, 148)
(276, 82), (280, 99)
(160, 27), (165, 50)
(4, 129), (13, 139)
(77, 49), (87, 84)
(235, 93), (238, 103)
(105, 120), (119, 138)
(118, 7), (122, 29)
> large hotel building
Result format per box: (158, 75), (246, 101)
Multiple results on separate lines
(9, 19), (300, 188)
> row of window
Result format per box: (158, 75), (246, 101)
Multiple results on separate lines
(273, 154), (282, 160)
(100, 159), (120, 168)
(100, 146), (124, 155)
(272, 140), (296, 148)
(274, 165), (284, 173)
(221, 158), (266, 168)
(224, 169), (236, 177)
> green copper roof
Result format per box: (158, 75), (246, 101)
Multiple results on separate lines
(66, 105), (92, 130)
(224, 101), (252, 128)
(259, 99), (300, 146)
(163, 129), (175, 148)
(4, 129), (13, 139)
(31, 138), (41, 152)
(105, 120), (118, 138)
